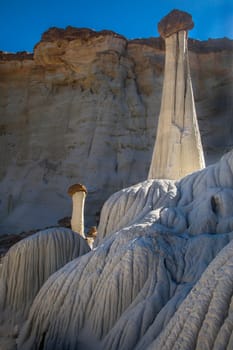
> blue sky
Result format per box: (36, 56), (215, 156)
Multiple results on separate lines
(1, 0), (233, 53)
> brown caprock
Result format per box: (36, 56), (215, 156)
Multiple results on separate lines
(148, 9), (205, 180)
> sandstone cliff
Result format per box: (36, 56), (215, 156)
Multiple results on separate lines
(0, 27), (233, 233)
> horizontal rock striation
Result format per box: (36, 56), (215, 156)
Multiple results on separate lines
(0, 27), (233, 233)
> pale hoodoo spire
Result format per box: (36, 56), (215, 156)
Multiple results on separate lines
(148, 9), (205, 180)
(67, 183), (87, 238)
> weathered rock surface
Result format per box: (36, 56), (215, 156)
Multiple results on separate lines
(0, 227), (90, 347)
(0, 28), (233, 233)
(158, 9), (194, 38)
(14, 150), (233, 350)
(147, 239), (233, 350)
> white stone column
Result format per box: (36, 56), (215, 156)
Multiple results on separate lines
(68, 184), (87, 238)
(71, 191), (86, 237)
(148, 10), (205, 180)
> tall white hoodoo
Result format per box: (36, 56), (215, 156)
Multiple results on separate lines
(148, 10), (205, 180)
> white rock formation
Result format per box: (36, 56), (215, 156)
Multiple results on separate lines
(96, 178), (178, 243)
(0, 227), (90, 341)
(97, 149), (233, 243)
(146, 239), (233, 350)
(68, 183), (87, 238)
(148, 10), (205, 180)
(15, 149), (233, 350)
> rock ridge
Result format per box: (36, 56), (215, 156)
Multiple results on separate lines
(1, 28), (233, 62)
(0, 51), (33, 61)
(40, 26), (127, 43)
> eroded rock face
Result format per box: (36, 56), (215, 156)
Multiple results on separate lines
(0, 228), (90, 309)
(97, 150), (233, 242)
(146, 239), (233, 350)
(0, 227), (90, 346)
(15, 150), (233, 350)
(0, 28), (233, 233)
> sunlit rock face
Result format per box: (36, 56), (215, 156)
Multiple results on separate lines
(15, 150), (233, 350)
(148, 10), (205, 180)
(97, 150), (233, 243)
(0, 28), (233, 233)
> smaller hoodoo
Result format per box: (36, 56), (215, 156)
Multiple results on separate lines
(67, 183), (87, 238)
(148, 9), (205, 180)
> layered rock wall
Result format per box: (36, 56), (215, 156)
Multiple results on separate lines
(0, 27), (233, 233)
